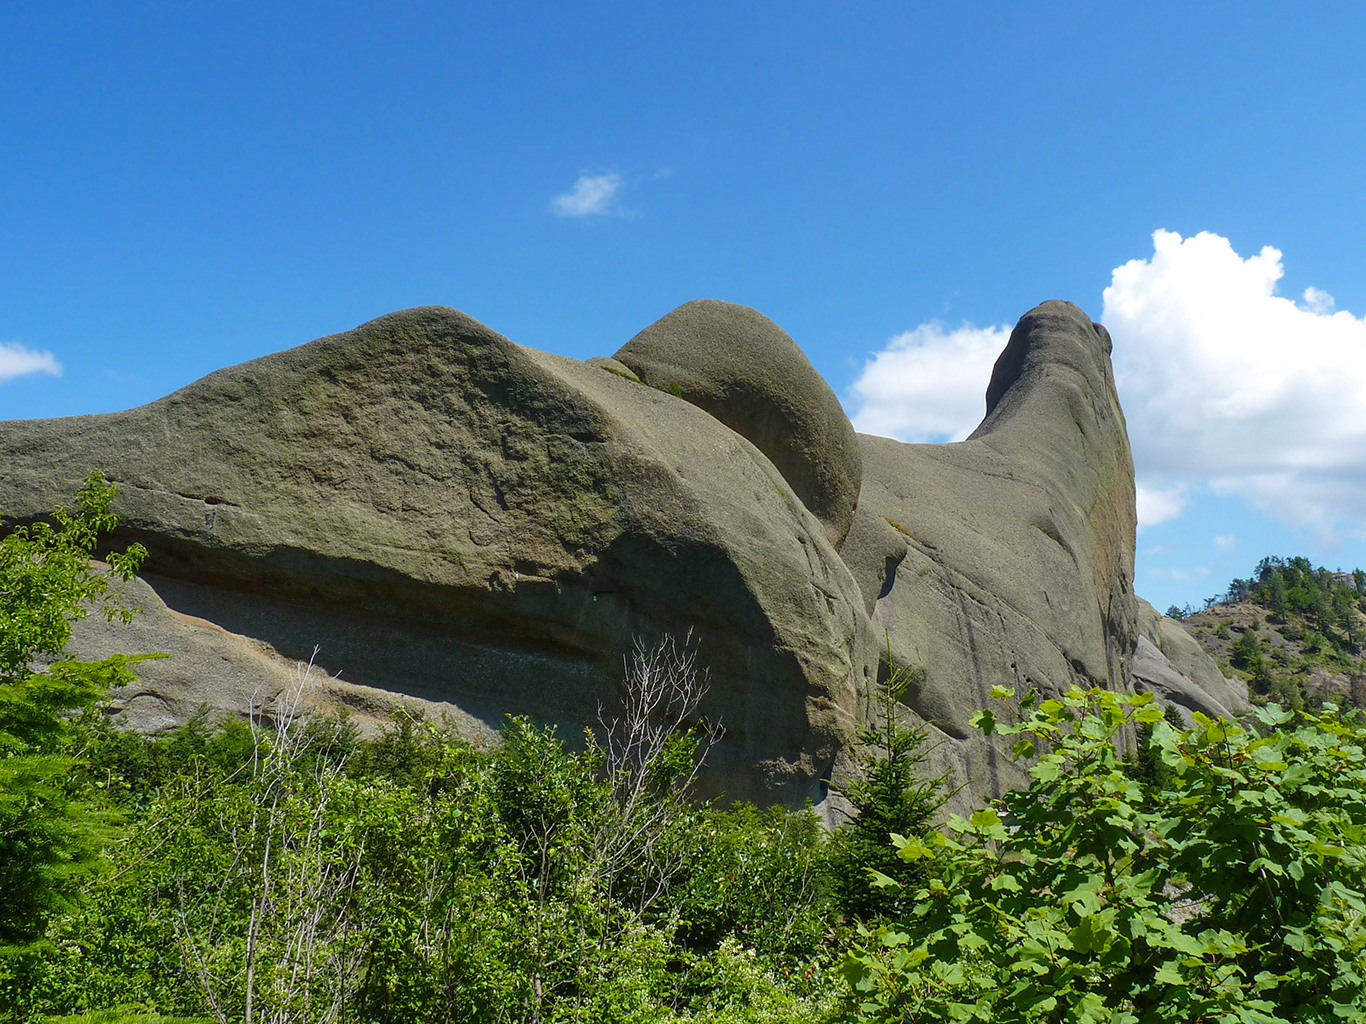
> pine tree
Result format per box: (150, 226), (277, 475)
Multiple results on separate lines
(828, 641), (950, 920)
(1266, 568), (1289, 620)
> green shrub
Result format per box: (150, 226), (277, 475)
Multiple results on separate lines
(41, 1010), (208, 1024)
(668, 802), (831, 963)
(0, 473), (147, 967)
(1124, 700), (1186, 790)
(1230, 628), (1264, 672)
(844, 687), (1366, 1023)
(17, 627), (855, 1023)
(671, 937), (842, 1023)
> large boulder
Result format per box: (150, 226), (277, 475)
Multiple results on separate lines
(614, 300), (863, 549)
(0, 306), (876, 810)
(64, 565), (511, 745)
(1, 297), (1147, 815)
(840, 300), (1139, 805)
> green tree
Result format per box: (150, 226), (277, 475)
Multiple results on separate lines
(828, 647), (950, 921)
(1312, 585), (1337, 635)
(1229, 627), (1264, 674)
(1335, 587), (1360, 648)
(1266, 567), (1289, 620)
(0, 472), (148, 951)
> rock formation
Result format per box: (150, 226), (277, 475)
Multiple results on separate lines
(0, 298), (1239, 815)
(841, 301), (1140, 802)
(614, 300), (863, 550)
(1132, 597), (1251, 723)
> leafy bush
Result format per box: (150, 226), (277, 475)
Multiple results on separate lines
(844, 686), (1366, 1023)
(14, 635), (844, 1023)
(668, 802), (831, 963)
(0, 472), (147, 959)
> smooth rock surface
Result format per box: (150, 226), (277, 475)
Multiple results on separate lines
(4, 297), (1244, 815)
(840, 300), (1139, 805)
(72, 566), (500, 743)
(0, 306), (876, 810)
(615, 300), (863, 549)
(1133, 596), (1251, 722)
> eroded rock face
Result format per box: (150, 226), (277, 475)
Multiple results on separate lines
(0, 307), (874, 810)
(840, 301), (1139, 804)
(615, 300), (863, 549)
(1133, 597), (1250, 723)
(0, 298), (1234, 813)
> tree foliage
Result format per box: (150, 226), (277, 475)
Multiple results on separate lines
(844, 686), (1366, 1023)
(11, 642), (844, 1024)
(827, 649), (949, 921)
(1234, 556), (1366, 646)
(0, 472), (148, 952)
(19, 480), (1366, 1023)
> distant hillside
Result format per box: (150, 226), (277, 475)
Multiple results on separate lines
(1174, 556), (1366, 710)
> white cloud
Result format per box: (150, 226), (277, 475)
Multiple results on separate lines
(1147, 565), (1211, 582)
(847, 321), (1009, 442)
(1135, 483), (1187, 529)
(1104, 229), (1366, 535)
(0, 341), (62, 384)
(1302, 286), (1335, 315)
(845, 229), (1366, 538)
(552, 172), (623, 217)
(1214, 534), (1236, 551)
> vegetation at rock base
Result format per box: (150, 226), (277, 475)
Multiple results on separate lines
(1178, 555), (1366, 711)
(6, 664), (853, 1023)
(845, 687), (1366, 1023)
(0, 479), (853, 1022)
(9, 483), (1366, 1022)
(0, 471), (148, 954)
(826, 648), (950, 922)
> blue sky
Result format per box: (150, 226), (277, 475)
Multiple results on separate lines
(3, 1), (1365, 614)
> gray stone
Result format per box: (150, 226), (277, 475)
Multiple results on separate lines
(614, 300), (863, 549)
(74, 566), (499, 744)
(2, 297), (1153, 816)
(584, 356), (641, 383)
(1133, 597), (1250, 723)
(1, 306), (875, 812)
(839, 301), (1138, 806)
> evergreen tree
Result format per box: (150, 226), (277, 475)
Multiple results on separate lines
(1337, 587), (1361, 648)
(1265, 568), (1289, 620)
(828, 644), (950, 920)
(1312, 585), (1336, 633)
(1229, 628), (1263, 674)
